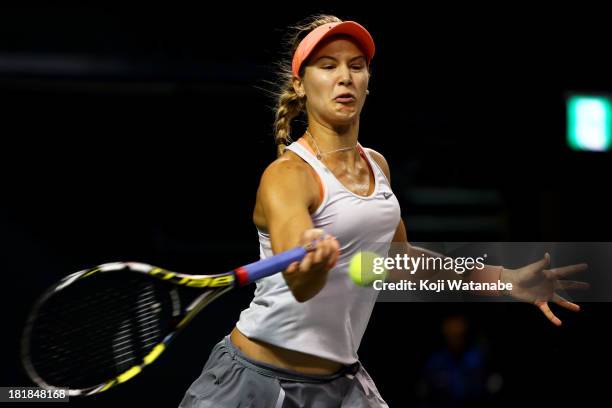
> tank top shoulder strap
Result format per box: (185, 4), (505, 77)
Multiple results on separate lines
(285, 139), (326, 172)
(284, 139), (327, 206)
(357, 144), (390, 186)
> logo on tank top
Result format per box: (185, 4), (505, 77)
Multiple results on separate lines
(383, 192), (393, 199)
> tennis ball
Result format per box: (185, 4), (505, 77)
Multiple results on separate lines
(348, 251), (387, 286)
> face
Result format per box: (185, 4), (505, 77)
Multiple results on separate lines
(294, 36), (370, 127)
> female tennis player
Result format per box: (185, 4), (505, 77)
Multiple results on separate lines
(179, 15), (587, 407)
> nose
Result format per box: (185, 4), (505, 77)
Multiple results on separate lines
(338, 65), (353, 87)
(339, 77), (353, 86)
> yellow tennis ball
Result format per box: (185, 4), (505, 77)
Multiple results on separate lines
(348, 251), (387, 286)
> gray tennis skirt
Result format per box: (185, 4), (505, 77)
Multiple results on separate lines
(178, 335), (388, 407)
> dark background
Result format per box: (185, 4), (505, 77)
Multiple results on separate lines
(1, 4), (611, 407)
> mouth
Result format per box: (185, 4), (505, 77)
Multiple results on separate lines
(334, 93), (356, 104)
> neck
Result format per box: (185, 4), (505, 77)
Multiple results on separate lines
(307, 122), (359, 151)
(305, 122), (359, 164)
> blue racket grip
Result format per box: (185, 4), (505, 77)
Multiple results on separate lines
(234, 245), (312, 286)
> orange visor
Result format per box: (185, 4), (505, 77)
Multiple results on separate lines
(291, 21), (375, 78)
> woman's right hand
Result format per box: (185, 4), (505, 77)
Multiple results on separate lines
(282, 229), (340, 302)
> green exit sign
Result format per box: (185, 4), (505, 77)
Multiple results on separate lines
(567, 95), (611, 152)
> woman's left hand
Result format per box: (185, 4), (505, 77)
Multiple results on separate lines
(501, 253), (590, 326)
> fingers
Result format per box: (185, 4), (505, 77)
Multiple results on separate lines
(300, 235), (338, 273)
(532, 252), (551, 272)
(518, 253), (551, 287)
(545, 263), (588, 279)
(552, 293), (581, 312)
(312, 239), (325, 264)
(318, 236), (339, 269)
(326, 238), (340, 269)
(534, 294), (581, 327)
(300, 228), (325, 247)
(285, 261), (299, 274)
(554, 280), (590, 291)
(292, 229), (340, 276)
(535, 300), (562, 326)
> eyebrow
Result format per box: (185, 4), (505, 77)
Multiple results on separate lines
(313, 55), (367, 64)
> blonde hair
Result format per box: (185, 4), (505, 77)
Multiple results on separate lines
(273, 14), (343, 157)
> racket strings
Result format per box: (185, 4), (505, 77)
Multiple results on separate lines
(25, 272), (176, 389)
(32, 284), (161, 385)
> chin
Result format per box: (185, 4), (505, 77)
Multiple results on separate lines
(334, 112), (359, 123)
(328, 118), (359, 130)
(332, 107), (359, 117)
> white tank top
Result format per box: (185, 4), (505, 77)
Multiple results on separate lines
(236, 140), (401, 364)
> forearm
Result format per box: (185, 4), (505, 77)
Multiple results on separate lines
(272, 224), (325, 302)
(283, 270), (328, 302)
(387, 220), (507, 296)
(387, 243), (508, 296)
(271, 220), (335, 303)
(387, 243), (462, 282)
(388, 220), (452, 281)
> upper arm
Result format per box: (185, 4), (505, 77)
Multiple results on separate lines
(256, 158), (319, 253)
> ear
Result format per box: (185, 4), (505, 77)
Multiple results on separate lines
(292, 76), (305, 98)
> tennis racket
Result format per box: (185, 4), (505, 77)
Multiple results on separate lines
(21, 242), (315, 397)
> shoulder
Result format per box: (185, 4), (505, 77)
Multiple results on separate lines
(363, 147), (391, 182)
(261, 150), (314, 184)
(253, 150), (319, 229)
(258, 150), (318, 201)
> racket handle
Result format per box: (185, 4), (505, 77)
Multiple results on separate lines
(234, 243), (316, 286)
